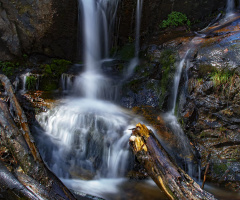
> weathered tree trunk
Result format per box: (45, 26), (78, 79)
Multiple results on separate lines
(129, 123), (217, 200)
(0, 74), (77, 200)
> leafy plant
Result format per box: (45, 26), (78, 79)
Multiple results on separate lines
(0, 61), (15, 76)
(41, 59), (71, 78)
(160, 11), (191, 28)
(210, 70), (232, 86)
(26, 76), (37, 90)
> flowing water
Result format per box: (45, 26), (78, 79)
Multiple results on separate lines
(34, 0), (166, 199)
(126, 0), (144, 78)
(226, 0), (235, 16)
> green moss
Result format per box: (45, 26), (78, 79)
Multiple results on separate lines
(159, 49), (176, 96)
(0, 61), (16, 76)
(127, 79), (141, 93)
(198, 64), (216, 78)
(41, 59), (71, 78)
(26, 76), (37, 90)
(118, 44), (135, 60)
(42, 82), (58, 91)
(212, 163), (228, 175)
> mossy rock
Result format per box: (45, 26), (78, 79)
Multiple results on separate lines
(118, 43), (135, 60)
(39, 77), (58, 91)
(26, 76), (37, 91)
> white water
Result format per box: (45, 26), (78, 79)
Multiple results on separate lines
(226, 0), (235, 16)
(21, 73), (40, 92)
(36, 98), (140, 179)
(35, 0), (147, 197)
(126, 0), (144, 78)
(61, 73), (74, 93)
(170, 50), (189, 115)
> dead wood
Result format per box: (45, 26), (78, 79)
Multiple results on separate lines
(129, 123), (217, 200)
(0, 74), (77, 200)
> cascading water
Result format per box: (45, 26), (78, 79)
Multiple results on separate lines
(163, 38), (205, 177)
(34, 0), (157, 199)
(126, 0), (144, 78)
(226, 0), (235, 16)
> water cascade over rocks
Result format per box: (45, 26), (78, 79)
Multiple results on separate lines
(35, 0), (149, 198)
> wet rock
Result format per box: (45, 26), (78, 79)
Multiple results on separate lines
(178, 17), (240, 191)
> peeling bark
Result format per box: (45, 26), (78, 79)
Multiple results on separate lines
(129, 123), (217, 200)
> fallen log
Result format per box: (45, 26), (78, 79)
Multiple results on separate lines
(0, 74), (77, 199)
(129, 123), (217, 200)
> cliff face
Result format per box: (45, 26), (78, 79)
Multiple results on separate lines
(0, 0), (78, 61)
(0, 0), (227, 61)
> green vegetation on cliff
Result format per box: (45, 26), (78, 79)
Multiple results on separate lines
(160, 11), (191, 29)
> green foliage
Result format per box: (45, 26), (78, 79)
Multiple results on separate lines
(160, 11), (191, 28)
(26, 76), (37, 90)
(0, 61), (15, 76)
(210, 70), (233, 86)
(41, 59), (71, 78)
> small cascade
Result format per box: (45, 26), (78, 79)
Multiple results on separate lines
(35, 0), (134, 190)
(164, 37), (205, 176)
(126, 0), (144, 77)
(36, 99), (137, 179)
(21, 72), (30, 92)
(21, 73), (41, 92)
(61, 73), (74, 93)
(226, 0), (235, 16)
(170, 50), (189, 115)
(75, 0), (121, 100)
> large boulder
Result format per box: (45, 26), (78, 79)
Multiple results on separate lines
(0, 0), (78, 61)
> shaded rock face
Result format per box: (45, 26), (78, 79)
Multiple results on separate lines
(120, 45), (178, 110)
(0, 0), (78, 61)
(121, 15), (240, 191)
(179, 19), (240, 191)
(0, 0), (227, 61)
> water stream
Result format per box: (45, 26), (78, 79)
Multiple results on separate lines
(126, 0), (144, 78)
(226, 0), (235, 16)
(34, 0), (163, 199)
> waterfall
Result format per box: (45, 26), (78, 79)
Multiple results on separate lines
(74, 0), (121, 100)
(171, 50), (189, 114)
(126, 0), (144, 77)
(226, 0), (235, 15)
(35, 0), (139, 188)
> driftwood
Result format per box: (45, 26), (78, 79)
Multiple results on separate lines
(129, 123), (217, 200)
(0, 74), (77, 200)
